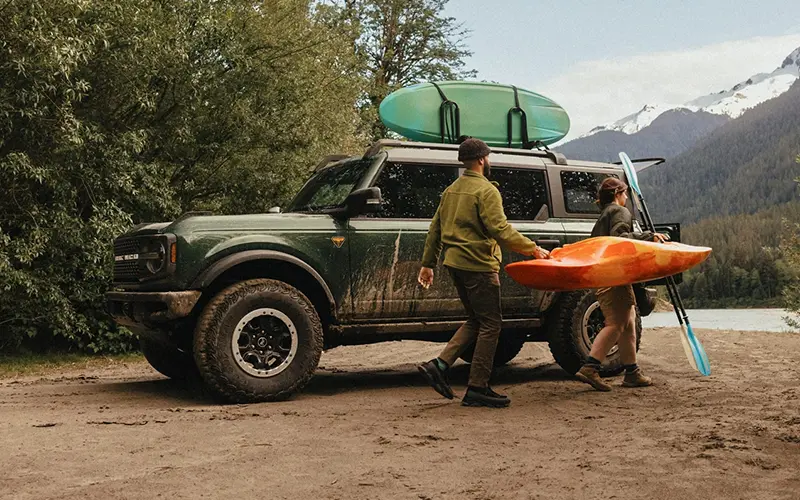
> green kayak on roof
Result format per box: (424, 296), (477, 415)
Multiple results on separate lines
(378, 81), (570, 147)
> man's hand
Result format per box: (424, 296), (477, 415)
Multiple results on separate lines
(653, 233), (670, 243)
(418, 267), (434, 289)
(532, 246), (551, 259)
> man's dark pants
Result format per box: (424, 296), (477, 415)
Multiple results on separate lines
(438, 267), (502, 388)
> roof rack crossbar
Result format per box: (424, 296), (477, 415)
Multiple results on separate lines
(363, 139), (569, 163)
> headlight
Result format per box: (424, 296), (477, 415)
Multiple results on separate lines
(142, 240), (167, 275)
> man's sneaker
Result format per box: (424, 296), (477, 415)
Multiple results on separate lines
(575, 365), (613, 392)
(461, 386), (510, 408)
(418, 359), (454, 399)
(622, 368), (654, 388)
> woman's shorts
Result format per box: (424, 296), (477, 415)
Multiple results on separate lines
(596, 285), (635, 326)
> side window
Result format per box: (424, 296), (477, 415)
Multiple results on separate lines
(560, 170), (619, 214)
(492, 168), (549, 220)
(367, 162), (458, 218)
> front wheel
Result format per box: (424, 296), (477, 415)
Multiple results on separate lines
(140, 337), (195, 380)
(546, 289), (641, 376)
(193, 279), (323, 403)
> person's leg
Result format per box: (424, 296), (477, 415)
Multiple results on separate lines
(457, 272), (509, 408)
(576, 288), (625, 392)
(419, 268), (478, 399)
(617, 306), (637, 365)
(464, 272), (502, 389)
(618, 306), (654, 387)
(588, 322), (624, 363)
(438, 269), (480, 366)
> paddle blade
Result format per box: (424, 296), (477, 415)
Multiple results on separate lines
(678, 324), (699, 372)
(685, 322), (711, 376)
(618, 152), (642, 196)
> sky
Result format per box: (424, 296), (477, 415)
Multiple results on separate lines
(443, 0), (800, 140)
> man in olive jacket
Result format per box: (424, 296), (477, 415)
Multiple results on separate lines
(417, 138), (550, 408)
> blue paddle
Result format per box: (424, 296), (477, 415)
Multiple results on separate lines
(619, 152), (711, 376)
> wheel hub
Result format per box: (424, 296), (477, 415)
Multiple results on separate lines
(232, 308), (298, 378)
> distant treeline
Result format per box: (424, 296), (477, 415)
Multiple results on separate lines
(674, 201), (800, 308)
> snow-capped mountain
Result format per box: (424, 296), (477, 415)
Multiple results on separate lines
(581, 45), (800, 138)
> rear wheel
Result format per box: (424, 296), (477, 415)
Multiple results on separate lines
(546, 289), (641, 376)
(193, 279), (323, 403)
(459, 332), (526, 367)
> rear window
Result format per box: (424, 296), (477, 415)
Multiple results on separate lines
(560, 170), (619, 214)
(492, 168), (549, 220)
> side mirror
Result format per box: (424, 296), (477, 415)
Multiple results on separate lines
(267, 206), (281, 214)
(327, 187), (382, 219)
(345, 187), (382, 217)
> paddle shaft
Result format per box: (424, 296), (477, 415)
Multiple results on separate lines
(633, 191), (692, 326)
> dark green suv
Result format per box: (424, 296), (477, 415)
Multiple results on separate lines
(107, 140), (675, 402)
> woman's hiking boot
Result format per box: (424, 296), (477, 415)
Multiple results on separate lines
(622, 368), (654, 387)
(575, 365), (613, 392)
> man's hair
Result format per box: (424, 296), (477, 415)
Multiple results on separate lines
(457, 138), (491, 162)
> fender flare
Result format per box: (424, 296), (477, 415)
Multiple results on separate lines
(190, 250), (335, 306)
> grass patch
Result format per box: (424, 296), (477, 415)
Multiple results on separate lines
(0, 352), (145, 379)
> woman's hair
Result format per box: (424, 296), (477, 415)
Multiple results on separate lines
(597, 177), (629, 207)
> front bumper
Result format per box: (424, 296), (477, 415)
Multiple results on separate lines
(106, 290), (202, 328)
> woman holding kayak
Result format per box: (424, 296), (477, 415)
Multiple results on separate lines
(575, 177), (669, 391)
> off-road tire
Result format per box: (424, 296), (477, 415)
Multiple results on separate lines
(547, 289), (641, 377)
(193, 279), (323, 403)
(140, 337), (195, 380)
(459, 332), (526, 367)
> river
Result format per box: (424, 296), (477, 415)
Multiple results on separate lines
(642, 308), (797, 332)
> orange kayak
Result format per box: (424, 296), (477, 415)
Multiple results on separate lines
(505, 236), (711, 291)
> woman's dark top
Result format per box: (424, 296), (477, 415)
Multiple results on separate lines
(591, 203), (654, 241)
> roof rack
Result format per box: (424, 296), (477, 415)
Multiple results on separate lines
(314, 154), (352, 172)
(363, 139), (568, 165)
(611, 157), (665, 172)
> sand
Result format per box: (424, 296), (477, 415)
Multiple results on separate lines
(1, 327), (798, 499)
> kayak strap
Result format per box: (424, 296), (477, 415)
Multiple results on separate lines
(507, 86), (533, 149)
(431, 82), (460, 144)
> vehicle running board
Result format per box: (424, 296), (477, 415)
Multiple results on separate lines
(336, 318), (542, 336)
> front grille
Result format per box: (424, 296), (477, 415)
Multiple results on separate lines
(113, 237), (142, 283)
(112, 234), (176, 284)
(114, 238), (139, 257)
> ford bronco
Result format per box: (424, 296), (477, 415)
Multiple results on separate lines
(106, 140), (677, 402)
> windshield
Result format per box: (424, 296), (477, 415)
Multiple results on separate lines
(286, 159), (371, 213)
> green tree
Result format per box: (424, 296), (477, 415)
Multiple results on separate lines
(322, 0), (476, 139)
(0, 0), (365, 352)
(781, 154), (800, 329)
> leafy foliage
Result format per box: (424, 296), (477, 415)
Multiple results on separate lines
(781, 155), (800, 329)
(319, 0), (475, 139)
(0, 0), (366, 352)
(675, 201), (800, 309)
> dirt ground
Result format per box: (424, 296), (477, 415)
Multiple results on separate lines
(1, 327), (798, 500)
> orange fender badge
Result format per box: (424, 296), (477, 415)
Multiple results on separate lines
(331, 236), (345, 248)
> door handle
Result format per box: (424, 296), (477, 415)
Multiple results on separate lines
(535, 239), (562, 249)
